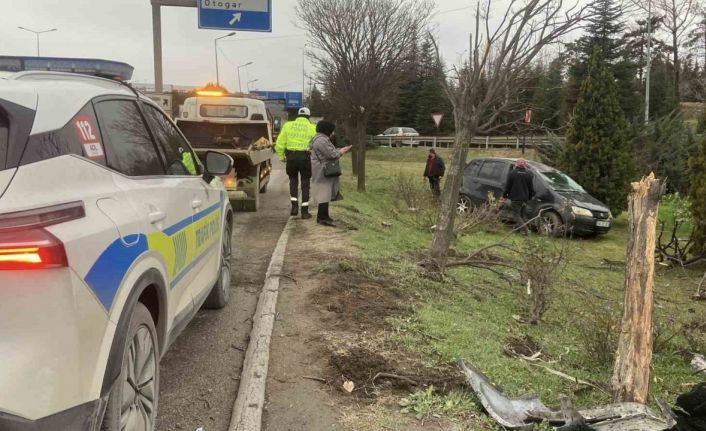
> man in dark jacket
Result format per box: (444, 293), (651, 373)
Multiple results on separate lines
(423, 149), (445, 198)
(503, 159), (535, 229)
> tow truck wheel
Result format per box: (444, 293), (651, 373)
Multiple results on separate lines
(101, 302), (159, 431)
(243, 167), (260, 212)
(203, 221), (232, 309)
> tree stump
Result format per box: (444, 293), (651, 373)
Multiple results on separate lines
(611, 173), (663, 404)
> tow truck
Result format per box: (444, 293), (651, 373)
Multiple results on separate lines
(176, 90), (273, 211)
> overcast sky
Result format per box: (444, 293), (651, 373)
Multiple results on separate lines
(0, 0), (479, 93)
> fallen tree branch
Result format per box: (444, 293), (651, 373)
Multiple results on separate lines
(372, 372), (419, 386)
(526, 362), (609, 395)
(302, 375), (328, 383)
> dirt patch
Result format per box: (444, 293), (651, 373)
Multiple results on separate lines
(311, 260), (407, 331)
(265, 221), (469, 430)
(328, 347), (466, 397)
(503, 335), (543, 358)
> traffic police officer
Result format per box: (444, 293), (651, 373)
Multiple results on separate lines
(275, 107), (317, 218)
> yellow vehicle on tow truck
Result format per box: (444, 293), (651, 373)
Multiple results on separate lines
(176, 90), (273, 211)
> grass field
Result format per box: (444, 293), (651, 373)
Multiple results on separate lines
(332, 147), (706, 422)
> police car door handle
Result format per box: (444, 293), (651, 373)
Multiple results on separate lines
(148, 210), (167, 224)
(191, 199), (203, 209)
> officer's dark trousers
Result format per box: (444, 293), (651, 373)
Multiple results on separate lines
(285, 151), (311, 205)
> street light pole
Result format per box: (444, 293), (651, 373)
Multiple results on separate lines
(236, 61), (253, 93)
(247, 79), (259, 92)
(214, 32), (236, 87)
(301, 43), (308, 98)
(644, 0), (652, 124)
(18, 27), (57, 56)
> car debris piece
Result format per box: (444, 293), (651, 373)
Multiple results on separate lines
(459, 361), (674, 430)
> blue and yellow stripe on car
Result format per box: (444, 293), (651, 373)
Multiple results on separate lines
(85, 195), (224, 311)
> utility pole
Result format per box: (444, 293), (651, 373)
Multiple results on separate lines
(644, 0), (652, 124)
(18, 27), (57, 57)
(302, 43), (308, 98)
(214, 32), (236, 87)
(237, 61), (253, 93)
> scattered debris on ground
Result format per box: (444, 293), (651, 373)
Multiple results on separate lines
(503, 335), (543, 360)
(460, 361), (706, 430)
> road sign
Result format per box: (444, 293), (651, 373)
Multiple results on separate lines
(251, 90), (303, 108)
(431, 112), (444, 128)
(524, 109), (532, 123)
(198, 0), (272, 32)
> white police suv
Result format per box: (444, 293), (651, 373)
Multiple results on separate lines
(0, 71), (235, 430)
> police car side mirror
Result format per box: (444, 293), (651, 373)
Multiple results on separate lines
(203, 151), (233, 183)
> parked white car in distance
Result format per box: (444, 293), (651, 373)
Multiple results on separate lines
(378, 127), (420, 137)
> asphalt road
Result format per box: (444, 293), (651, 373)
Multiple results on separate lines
(156, 158), (290, 431)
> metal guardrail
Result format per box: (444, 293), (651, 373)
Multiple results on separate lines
(369, 135), (560, 149)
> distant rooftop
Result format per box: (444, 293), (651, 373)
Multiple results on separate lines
(0, 56), (134, 81)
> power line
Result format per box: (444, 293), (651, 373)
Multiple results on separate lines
(267, 79), (302, 90)
(433, 5), (473, 17)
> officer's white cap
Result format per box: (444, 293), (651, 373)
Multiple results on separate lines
(298, 107), (311, 116)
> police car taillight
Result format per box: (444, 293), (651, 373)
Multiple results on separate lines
(0, 202), (84, 270)
(0, 229), (67, 270)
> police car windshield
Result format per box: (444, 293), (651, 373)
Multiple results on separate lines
(538, 170), (585, 192)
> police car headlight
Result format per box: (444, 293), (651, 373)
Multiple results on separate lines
(572, 206), (593, 217)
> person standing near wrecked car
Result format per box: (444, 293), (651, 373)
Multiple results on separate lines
(276, 107), (317, 218)
(503, 158), (535, 228)
(423, 149), (445, 198)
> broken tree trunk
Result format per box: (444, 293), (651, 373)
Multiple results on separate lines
(430, 119), (474, 267)
(611, 174), (663, 404)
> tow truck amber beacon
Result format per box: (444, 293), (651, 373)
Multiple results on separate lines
(0, 67), (235, 430)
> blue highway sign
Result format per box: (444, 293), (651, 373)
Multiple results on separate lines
(198, 0), (272, 32)
(251, 90), (304, 108)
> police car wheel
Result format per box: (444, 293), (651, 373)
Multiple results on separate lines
(101, 302), (159, 431)
(203, 222), (232, 309)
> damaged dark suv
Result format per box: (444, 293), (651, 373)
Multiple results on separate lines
(458, 157), (613, 236)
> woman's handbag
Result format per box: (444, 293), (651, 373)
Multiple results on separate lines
(323, 159), (342, 178)
(313, 141), (342, 178)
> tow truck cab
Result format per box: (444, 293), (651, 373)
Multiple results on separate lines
(176, 93), (273, 212)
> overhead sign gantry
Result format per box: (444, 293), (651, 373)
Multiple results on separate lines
(198, 0), (272, 31)
(150, 0), (272, 93)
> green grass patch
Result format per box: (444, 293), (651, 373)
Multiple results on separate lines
(332, 148), (706, 416)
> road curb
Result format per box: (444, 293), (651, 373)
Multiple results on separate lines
(229, 218), (292, 431)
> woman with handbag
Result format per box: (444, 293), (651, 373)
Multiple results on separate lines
(310, 120), (352, 227)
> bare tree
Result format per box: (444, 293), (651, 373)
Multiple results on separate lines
(652, 0), (698, 100)
(429, 0), (589, 266)
(297, 0), (433, 192)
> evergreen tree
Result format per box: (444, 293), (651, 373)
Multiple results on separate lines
(413, 35), (453, 134)
(566, 0), (641, 121)
(532, 58), (565, 130)
(688, 135), (706, 255)
(649, 56), (680, 119)
(307, 85), (326, 117)
(634, 111), (695, 194)
(561, 48), (635, 215)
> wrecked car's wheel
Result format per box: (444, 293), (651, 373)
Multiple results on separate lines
(538, 211), (563, 236)
(457, 195), (473, 216)
(101, 302), (159, 431)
